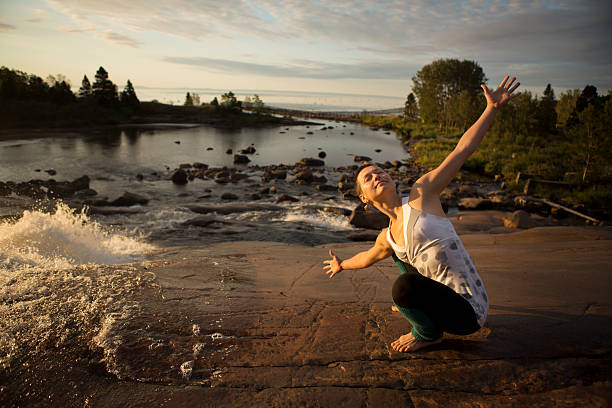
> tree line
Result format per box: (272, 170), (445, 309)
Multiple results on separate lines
(391, 59), (611, 186)
(0, 66), (139, 108)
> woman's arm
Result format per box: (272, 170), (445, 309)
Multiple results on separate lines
(415, 76), (521, 200)
(324, 229), (393, 278)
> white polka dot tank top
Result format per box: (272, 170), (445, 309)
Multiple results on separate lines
(386, 196), (489, 327)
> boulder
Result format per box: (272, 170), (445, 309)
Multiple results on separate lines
(349, 203), (389, 229)
(172, 169), (188, 185)
(234, 154), (250, 164)
(109, 192), (149, 207)
(504, 210), (536, 229)
(297, 158), (325, 167)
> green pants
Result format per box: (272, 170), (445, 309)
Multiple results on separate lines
(391, 254), (442, 341)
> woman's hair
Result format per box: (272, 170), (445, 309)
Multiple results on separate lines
(354, 163), (375, 197)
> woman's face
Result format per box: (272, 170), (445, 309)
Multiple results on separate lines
(357, 166), (395, 203)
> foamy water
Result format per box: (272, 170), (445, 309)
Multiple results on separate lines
(0, 203), (153, 275)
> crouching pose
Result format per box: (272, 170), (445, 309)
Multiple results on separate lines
(323, 76), (521, 352)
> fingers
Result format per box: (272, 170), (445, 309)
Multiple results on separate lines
(509, 91), (522, 100)
(480, 84), (490, 96)
(508, 82), (520, 93)
(499, 75), (509, 88)
(329, 249), (335, 258)
(505, 77), (516, 90)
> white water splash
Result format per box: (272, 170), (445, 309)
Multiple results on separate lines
(280, 210), (355, 231)
(0, 203), (153, 274)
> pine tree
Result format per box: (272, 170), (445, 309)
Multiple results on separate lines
(184, 92), (194, 106)
(92, 66), (118, 106)
(403, 93), (418, 121)
(120, 79), (139, 106)
(78, 75), (92, 98)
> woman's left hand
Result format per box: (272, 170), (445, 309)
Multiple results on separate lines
(481, 76), (521, 109)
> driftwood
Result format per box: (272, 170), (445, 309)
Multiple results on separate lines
(529, 197), (601, 224)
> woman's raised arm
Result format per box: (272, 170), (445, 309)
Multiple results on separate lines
(416, 76), (521, 199)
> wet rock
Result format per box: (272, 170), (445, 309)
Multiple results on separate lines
(234, 154), (250, 164)
(182, 215), (231, 227)
(109, 192), (149, 207)
(374, 149), (382, 153)
(458, 197), (492, 210)
(458, 184), (478, 196)
(250, 193), (261, 201)
(312, 175), (328, 184)
(136, 174), (144, 181)
(318, 151), (327, 159)
(354, 155), (372, 162)
(504, 210), (536, 229)
(240, 146), (256, 154)
(338, 182), (354, 192)
(45, 169), (57, 176)
(193, 162), (208, 169)
(349, 203), (389, 229)
(206, 147), (213, 151)
(187, 203), (281, 215)
(179, 163), (192, 169)
(322, 207), (352, 217)
(226, 149), (232, 154)
(294, 170), (314, 183)
(257, 187), (271, 195)
(221, 193), (238, 200)
(297, 158), (325, 167)
(276, 194), (299, 203)
(306, 131), (313, 135)
(316, 184), (336, 191)
(174, 140), (180, 144)
(262, 170), (287, 182)
(172, 169), (188, 185)
(229, 173), (249, 182)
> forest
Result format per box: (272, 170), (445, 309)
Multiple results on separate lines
(362, 59), (611, 212)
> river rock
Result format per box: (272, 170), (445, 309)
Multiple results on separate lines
(226, 149), (232, 154)
(318, 151), (326, 159)
(234, 154), (250, 164)
(294, 170), (313, 183)
(354, 155), (372, 163)
(276, 194), (299, 203)
(458, 197), (492, 210)
(179, 163), (192, 169)
(182, 215), (230, 227)
(316, 184), (336, 191)
(172, 169), (188, 185)
(297, 158), (325, 167)
(349, 203), (389, 229)
(109, 192), (149, 207)
(193, 162), (208, 169)
(504, 210), (536, 229)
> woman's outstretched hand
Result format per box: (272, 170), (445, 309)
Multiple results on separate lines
(323, 249), (343, 278)
(481, 75), (521, 109)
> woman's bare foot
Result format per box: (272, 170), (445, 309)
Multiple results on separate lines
(391, 305), (399, 313)
(391, 332), (442, 352)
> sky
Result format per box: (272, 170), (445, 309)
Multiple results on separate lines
(1, 0), (611, 108)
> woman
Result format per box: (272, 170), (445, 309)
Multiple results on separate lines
(323, 76), (521, 352)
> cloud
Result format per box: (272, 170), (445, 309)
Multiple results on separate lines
(0, 21), (16, 31)
(44, 0), (612, 87)
(26, 18), (43, 23)
(163, 56), (420, 80)
(101, 31), (142, 48)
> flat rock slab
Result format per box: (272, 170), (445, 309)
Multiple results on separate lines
(2, 226), (611, 407)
